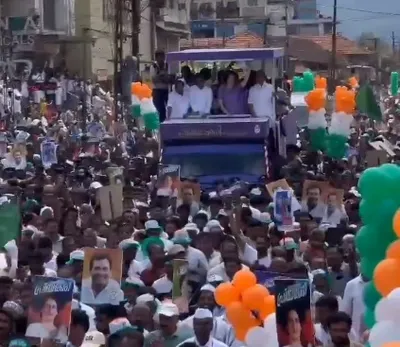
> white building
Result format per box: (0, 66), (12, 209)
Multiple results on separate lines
(0, 0), (189, 81)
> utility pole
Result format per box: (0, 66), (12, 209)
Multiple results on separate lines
(131, 0), (140, 57)
(113, 0), (124, 120)
(284, 0), (290, 71)
(392, 31), (396, 56)
(328, 0), (337, 94)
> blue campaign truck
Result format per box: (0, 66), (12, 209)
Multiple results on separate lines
(159, 47), (284, 189)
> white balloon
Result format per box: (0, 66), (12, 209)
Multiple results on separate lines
(245, 326), (269, 347)
(389, 288), (400, 299)
(369, 320), (400, 347)
(263, 313), (276, 335)
(375, 297), (400, 322)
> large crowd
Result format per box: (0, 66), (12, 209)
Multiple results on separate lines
(0, 49), (395, 347)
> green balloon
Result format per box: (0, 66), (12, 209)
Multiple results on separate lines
(325, 133), (348, 159)
(360, 257), (381, 279)
(363, 282), (382, 310)
(143, 112), (160, 131)
(364, 308), (376, 329)
(359, 200), (377, 225)
(358, 167), (389, 201)
(309, 128), (327, 151)
(355, 225), (391, 258)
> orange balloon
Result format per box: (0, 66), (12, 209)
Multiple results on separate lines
(242, 284), (270, 311)
(215, 283), (240, 307)
(140, 85), (152, 99)
(259, 295), (276, 320)
(393, 209), (400, 237)
(387, 240), (400, 259)
(381, 343), (400, 347)
(305, 89), (325, 111)
(131, 82), (142, 96)
(235, 327), (249, 341)
(226, 301), (252, 325)
(315, 76), (327, 89)
(232, 270), (257, 293)
(373, 258), (400, 296)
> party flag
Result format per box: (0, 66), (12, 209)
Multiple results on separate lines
(0, 202), (21, 249)
(356, 84), (382, 121)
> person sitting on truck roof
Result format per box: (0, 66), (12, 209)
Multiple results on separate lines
(248, 70), (275, 121)
(167, 80), (190, 120)
(189, 73), (213, 116)
(218, 70), (249, 116)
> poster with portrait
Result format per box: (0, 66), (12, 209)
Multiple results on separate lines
(178, 181), (201, 203)
(157, 164), (180, 197)
(274, 190), (294, 231)
(267, 179), (301, 213)
(320, 187), (346, 228)
(275, 279), (315, 347)
(81, 248), (124, 306)
(301, 180), (329, 221)
(40, 140), (57, 169)
(26, 276), (74, 343)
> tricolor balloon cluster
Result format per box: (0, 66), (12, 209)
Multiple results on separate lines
(130, 82), (160, 130)
(325, 86), (356, 159)
(304, 77), (327, 151)
(215, 270), (278, 347)
(355, 164), (400, 346)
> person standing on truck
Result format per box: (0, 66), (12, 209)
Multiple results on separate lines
(189, 74), (213, 116)
(218, 70), (249, 115)
(167, 80), (190, 120)
(150, 50), (170, 123)
(248, 70), (275, 120)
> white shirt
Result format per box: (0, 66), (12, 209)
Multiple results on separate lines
(341, 276), (367, 341)
(186, 246), (209, 282)
(44, 253), (58, 272)
(167, 91), (190, 119)
(128, 259), (145, 278)
(178, 336), (229, 347)
(321, 206), (347, 227)
(81, 278), (124, 305)
(207, 263), (249, 283)
(26, 322), (68, 342)
(248, 82), (274, 120)
(241, 243), (271, 268)
(189, 85), (213, 114)
(314, 323), (358, 346)
(182, 315), (241, 347)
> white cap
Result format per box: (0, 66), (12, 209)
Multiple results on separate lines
(118, 238), (139, 250)
(156, 302), (179, 318)
(67, 249), (85, 264)
(207, 274), (224, 283)
(109, 318), (132, 335)
(124, 277), (145, 287)
(82, 331), (106, 347)
(250, 187), (262, 196)
(203, 220), (223, 233)
(200, 284), (216, 293)
(168, 244), (186, 256)
(173, 229), (190, 239)
(193, 308), (213, 319)
(40, 206), (54, 217)
(145, 220), (161, 230)
(217, 209), (228, 217)
(136, 294), (155, 304)
(183, 223), (200, 234)
(258, 212), (272, 224)
(90, 182), (103, 190)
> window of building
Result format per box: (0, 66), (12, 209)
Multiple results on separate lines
(247, 0), (258, 6)
(216, 1), (239, 19)
(43, 0), (56, 30)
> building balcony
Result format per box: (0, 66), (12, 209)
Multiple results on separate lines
(1, 0), (75, 37)
(155, 7), (190, 36)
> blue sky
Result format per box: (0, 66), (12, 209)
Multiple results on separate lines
(316, 0), (400, 42)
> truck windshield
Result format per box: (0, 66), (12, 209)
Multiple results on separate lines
(163, 144), (265, 177)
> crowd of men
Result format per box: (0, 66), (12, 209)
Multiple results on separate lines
(0, 52), (393, 347)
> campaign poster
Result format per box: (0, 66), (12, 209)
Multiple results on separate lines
(26, 276), (74, 343)
(274, 189), (294, 231)
(275, 279), (315, 347)
(81, 248), (124, 306)
(157, 164), (180, 197)
(41, 140), (57, 169)
(256, 271), (292, 295)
